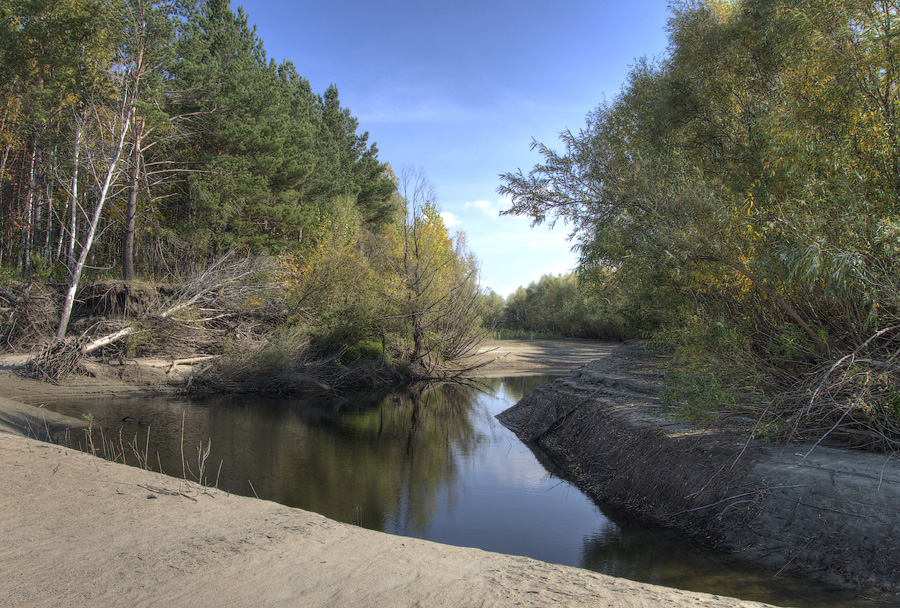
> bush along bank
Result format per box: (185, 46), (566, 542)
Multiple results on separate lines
(4, 243), (491, 393)
(497, 342), (900, 593)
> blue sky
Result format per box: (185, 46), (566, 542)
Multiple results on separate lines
(237, 0), (672, 297)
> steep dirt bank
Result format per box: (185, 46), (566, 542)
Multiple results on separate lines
(498, 342), (900, 594)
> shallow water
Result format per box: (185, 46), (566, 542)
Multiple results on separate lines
(48, 377), (897, 608)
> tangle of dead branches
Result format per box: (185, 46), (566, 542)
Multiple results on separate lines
(771, 324), (900, 452)
(24, 253), (286, 382)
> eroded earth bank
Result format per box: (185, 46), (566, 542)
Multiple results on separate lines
(498, 342), (900, 594)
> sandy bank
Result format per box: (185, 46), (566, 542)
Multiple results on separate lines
(0, 394), (87, 439)
(470, 338), (617, 377)
(0, 433), (775, 607)
(498, 342), (900, 594)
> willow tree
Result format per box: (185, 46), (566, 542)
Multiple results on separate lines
(273, 167), (483, 376)
(499, 0), (894, 358)
(501, 0), (900, 445)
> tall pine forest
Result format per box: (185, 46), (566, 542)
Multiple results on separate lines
(1, 0), (398, 277)
(1, 0), (484, 382)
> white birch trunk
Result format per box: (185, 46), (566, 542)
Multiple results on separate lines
(67, 119), (82, 277)
(56, 106), (133, 340)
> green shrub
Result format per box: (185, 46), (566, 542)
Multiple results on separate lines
(656, 314), (766, 424)
(339, 339), (385, 365)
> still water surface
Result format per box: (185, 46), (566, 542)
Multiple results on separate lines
(50, 376), (895, 608)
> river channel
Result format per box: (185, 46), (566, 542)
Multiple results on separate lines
(48, 376), (894, 608)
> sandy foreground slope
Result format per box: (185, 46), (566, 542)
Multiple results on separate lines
(0, 341), (772, 607)
(0, 435), (772, 608)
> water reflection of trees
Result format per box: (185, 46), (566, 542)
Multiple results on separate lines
(379, 382), (482, 534)
(204, 382), (485, 535)
(58, 376), (558, 539)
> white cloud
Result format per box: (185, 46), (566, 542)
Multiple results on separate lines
(463, 196), (512, 219)
(440, 211), (462, 227)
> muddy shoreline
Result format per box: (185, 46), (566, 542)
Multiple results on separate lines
(497, 342), (900, 594)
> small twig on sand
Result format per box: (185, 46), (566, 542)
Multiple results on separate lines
(669, 491), (758, 517)
(137, 484), (197, 502)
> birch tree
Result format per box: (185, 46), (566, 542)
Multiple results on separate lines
(56, 94), (133, 339)
(384, 168), (483, 371)
(0, 0), (116, 275)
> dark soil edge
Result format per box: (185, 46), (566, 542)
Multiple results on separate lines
(497, 342), (900, 593)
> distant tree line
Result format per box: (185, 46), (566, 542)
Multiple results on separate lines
(496, 272), (634, 340)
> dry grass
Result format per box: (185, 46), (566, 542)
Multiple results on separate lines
(768, 324), (900, 452)
(189, 335), (407, 396)
(62, 411), (222, 490)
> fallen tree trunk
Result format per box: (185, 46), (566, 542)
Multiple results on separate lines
(166, 356), (218, 374)
(83, 326), (136, 354)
